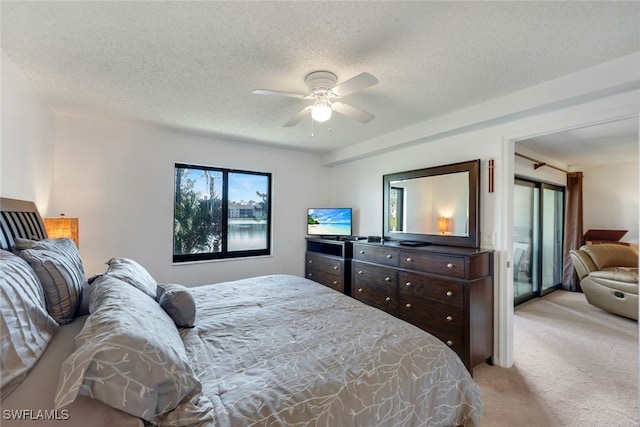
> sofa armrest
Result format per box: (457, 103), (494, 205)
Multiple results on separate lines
(570, 249), (597, 279)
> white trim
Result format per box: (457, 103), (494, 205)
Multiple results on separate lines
(496, 136), (515, 368)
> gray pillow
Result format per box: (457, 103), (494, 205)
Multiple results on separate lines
(16, 238), (85, 324)
(55, 275), (203, 423)
(157, 283), (197, 328)
(104, 257), (157, 299)
(0, 250), (58, 398)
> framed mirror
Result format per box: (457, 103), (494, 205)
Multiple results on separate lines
(383, 159), (480, 248)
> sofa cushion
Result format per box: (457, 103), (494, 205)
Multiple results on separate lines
(589, 270), (638, 290)
(581, 244), (638, 270)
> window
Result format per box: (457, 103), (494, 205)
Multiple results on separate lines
(173, 164), (271, 262)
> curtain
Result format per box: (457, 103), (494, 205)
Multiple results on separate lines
(562, 172), (583, 291)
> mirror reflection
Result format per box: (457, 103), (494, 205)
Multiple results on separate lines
(389, 172), (470, 236)
(383, 159), (480, 248)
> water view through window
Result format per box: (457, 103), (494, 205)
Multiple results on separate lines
(173, 164), (271, 262)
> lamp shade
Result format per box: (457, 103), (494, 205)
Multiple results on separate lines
(437, 217), (450, 234)
(44, 215), (79, 248)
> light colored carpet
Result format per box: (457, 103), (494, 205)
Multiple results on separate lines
(475, 290), (638, 426)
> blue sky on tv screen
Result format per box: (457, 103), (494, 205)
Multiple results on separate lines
(309, 208), (351, 224)
(308, 208), (352, 235)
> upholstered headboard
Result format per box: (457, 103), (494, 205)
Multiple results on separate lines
(0, 197), (48, 250)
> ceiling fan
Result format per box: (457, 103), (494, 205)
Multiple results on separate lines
(253, 71), (378, 127)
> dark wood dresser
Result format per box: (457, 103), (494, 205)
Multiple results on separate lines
(351, 241), (494, 374)
(305, 238), (353, 294)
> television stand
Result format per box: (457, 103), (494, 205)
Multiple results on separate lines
(304, 237), (353, 295)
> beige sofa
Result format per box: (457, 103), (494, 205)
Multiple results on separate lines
(570, 244), (638, 320)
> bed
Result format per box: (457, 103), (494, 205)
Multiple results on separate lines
(0, 197), (482, 426)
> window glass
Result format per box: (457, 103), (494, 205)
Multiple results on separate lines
(227, 172), (270, 252)
(173, 164), (271, 262)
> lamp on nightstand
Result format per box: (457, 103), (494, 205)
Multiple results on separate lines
(44, 214), (79, 248)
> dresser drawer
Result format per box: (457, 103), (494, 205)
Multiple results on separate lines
(405, 315), (464, 356)
(354, 244), (400, 267)
(400, 251), (466, 278)
(352, 260), (397, 288)
(398, 297), (463, 332)
(306, 252), (344, 276)
(306, 269), (345, 293)
(398, 272), (463, 307)
(427, 328), (464, 357)
(351, 281), (397, 315)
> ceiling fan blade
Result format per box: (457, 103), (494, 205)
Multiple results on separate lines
(330, 72), (378, 97)
(332, 102), (375, 123)
(284, 106), (312, 127)
(253, 89), (311, 99)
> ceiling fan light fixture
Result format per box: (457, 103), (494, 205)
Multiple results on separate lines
(253, 70), (378, 127)
(311, 102), (332, 122)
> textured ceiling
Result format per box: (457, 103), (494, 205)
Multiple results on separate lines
(517, 117), (639, 168)
(2, 1), (639, 159)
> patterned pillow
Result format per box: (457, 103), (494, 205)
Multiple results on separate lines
(104, 257), (157, 299)
(157, 283), (197, 328)
(0, 250), (58, 398)
(15, 238), (85, 325)
(55, 275), (204, 423)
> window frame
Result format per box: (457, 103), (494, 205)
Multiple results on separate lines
(173, 163), (272, 263)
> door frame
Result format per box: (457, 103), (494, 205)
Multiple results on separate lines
(498, 98), (639, 368)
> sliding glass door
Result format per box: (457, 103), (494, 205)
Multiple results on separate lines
(541, 186), (564, 293)
(513, 178), (564, 305)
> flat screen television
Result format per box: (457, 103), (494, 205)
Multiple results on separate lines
(307, 208), (352, 237)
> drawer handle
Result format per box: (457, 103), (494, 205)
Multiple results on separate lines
(358, 270), (363, 275)
(405, 282), (412, 287)
(359, 250), (365, 254)
(405, 303), (412, 308)
(386, 254), (393, 259)
(446, 315), (453, 322)
(446, 340), (453, 347)
(308, 260), (313, 264)
(385, 297), (391, 302)
(333, 280), (338, 285)
(406, 257), (413, 262)
(307, 273), (313, 277)
(385, 276), (391, 281)
(333, 265), (338, 270)
(446, 291), (453, 297)
(446, 263), (454, 269)
(358, 288), (364, 293)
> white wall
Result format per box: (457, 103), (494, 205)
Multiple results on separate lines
(1, 50), (55, 210)
(583, 161), (639, 245)
(51, 114), (330, 285)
